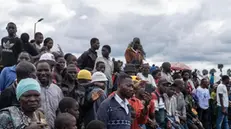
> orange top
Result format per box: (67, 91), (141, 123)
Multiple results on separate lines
(125, 48), (143, 64)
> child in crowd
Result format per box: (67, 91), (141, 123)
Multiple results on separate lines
(58, 97), (80, 121)
(84, 72), (107, 126)
(55, 113), (77, 129)
(95, 61), (105, 73)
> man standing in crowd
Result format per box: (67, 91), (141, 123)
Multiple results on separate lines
(36, 61), (64, 128)
(33, 32), (44, 51)
(94, 45), (114, 94)
(97, 73), (134, 129)
(196, 78), (210, 129)
(216, 75), (230, 129)
(77, 38), (100, 71)
(1, 22), (23, 67)
(152, 78), (169, 129)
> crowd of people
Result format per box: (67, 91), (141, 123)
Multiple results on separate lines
(0, 22), (230, 129)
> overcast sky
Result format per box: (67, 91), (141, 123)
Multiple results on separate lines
(1, 0), (231, 70)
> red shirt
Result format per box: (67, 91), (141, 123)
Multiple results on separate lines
(129, 96), (148, 129)
(109, 92), (155, 129)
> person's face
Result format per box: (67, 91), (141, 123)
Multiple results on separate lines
(135, 89), (144, 100)
(225, 78), (230, 85)
(57, 57), (66, 71)
(183, 72), (190, 80)
(47, 40), (53, 50)
(101, 47), (110, 57)
(20, 90), (41, 112)
(92, 40), (100, 50)
(7, 24), (17, 36)
(202, 79), (209, 88)
(154, 72), (161, 80)
(36, 62), (51, 84)
(174, 81), (184, 93)
(159, 82), (170, 94)
(18, 53), (31, 63)
(66, 116), (77, 129)
(133, 42), (140, 50)
(35, 34), (44, 44)
(202, 70), (208, 75)
(68, 102), (80, 120)
(163, 64), (171, 72)
(167, 87), (175, 97)
(229, 80), (231, 87)
(96, 63), (105, 73)
(133, 39), (140, 50)
(69, 56), (77, 66)
(142, 64), (150, 75)
(67, 66), (77, 81)
(192, 72), (197, 78)
(119, 78), (134, 99)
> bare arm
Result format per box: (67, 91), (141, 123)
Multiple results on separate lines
(219, 94), (224, 108)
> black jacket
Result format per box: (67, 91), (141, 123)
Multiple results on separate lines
(77, 48), (97, 71)
(0, 81), (19, 109)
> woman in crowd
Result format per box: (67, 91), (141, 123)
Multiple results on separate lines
(0, 78), (48, 129)
(43, 37), (53, 53)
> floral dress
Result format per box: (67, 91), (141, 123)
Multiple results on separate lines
(0, 106), (47, 129)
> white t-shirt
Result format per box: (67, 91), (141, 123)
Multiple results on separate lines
(196, 86), (210, 109)
(154, 96), (165, 111)
(216, 84), (229, 107)
(137, 73), (157, 87)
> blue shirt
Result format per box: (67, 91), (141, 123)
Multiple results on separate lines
(0, 65), (16, 91)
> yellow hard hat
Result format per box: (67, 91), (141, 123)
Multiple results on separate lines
(77, 70), (92, 80)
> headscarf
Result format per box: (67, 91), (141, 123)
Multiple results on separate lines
(16, 78), (41, 100)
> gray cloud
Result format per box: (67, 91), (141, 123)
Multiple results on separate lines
(2, 0), (231, 65)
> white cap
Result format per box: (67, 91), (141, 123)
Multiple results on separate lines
(39, 53), (55, 62)
(91, 72), (108, 82)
